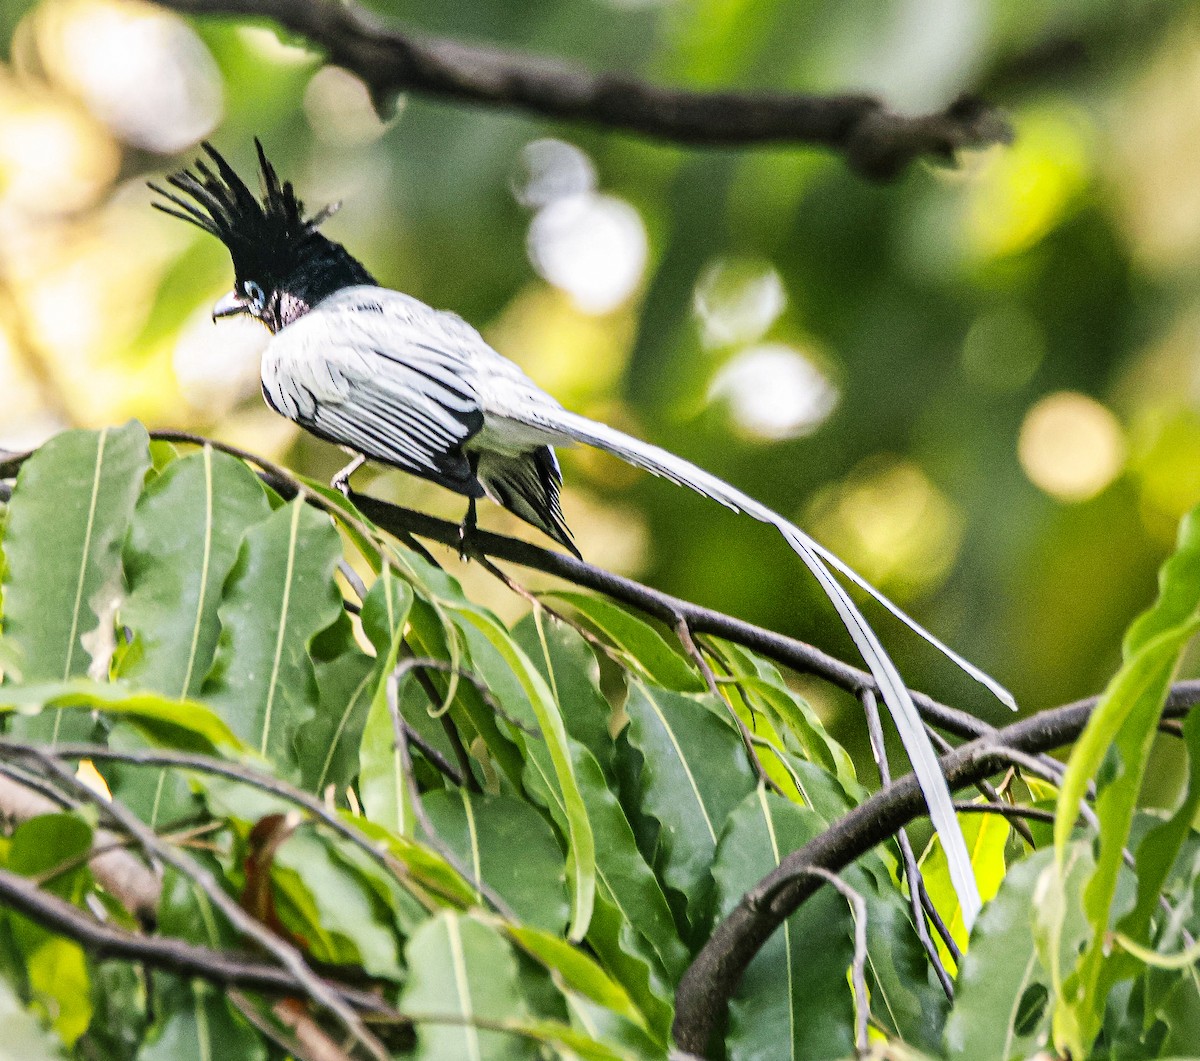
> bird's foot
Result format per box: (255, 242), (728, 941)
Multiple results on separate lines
(331, 454), (366, 498)
(458, 499), (479, 562)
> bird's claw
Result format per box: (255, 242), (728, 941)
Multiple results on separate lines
(459, 499), (479, 562)
(330, 454), (365, 499)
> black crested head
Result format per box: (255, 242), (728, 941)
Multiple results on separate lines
(150, 140), (375, 332)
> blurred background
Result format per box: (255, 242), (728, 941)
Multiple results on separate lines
(1, 0), (1197, 772)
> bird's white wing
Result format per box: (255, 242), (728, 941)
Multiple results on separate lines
(264, 287), (489, 492)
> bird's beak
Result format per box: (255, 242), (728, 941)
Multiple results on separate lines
(212, 290), (249, 321)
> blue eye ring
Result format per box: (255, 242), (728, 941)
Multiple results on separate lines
(243, 280), (266, 310)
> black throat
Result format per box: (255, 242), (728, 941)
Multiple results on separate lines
(267, 236), (376, 331)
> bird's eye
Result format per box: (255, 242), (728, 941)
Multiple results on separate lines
(243, 280), (266, 310)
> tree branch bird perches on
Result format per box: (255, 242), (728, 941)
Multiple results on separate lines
(151, 141), (1015, 927)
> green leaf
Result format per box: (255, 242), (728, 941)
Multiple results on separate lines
(505, 924), (649, 1035)
(712, 640), (859, 794)
(515, 611), (617, 778)
(201, 499), (345, 769)
(0, 681), (248, 758)
(946, 844), (1094, 1061)
(564, 742), (683, 1042)
(623, 680), (756, 927)
(299, 634), (374, 794)
(1051, 507), (1200, 1056)
(2, 422), (149, 742)
(423, 789), (569, 934)
(1117, 708), (1200, 968)
(269, 826), (404, 979)
(4, 814), (95, 1046)
(585, 891), (675, 1045)
(359, 661), (424, 835)
(919, 808), (1010, 970)
(337, 813), (479, 911)
(118, 446), (270, 698)
(401, 911), (536, 1060)
(357, 572), (417, 831)
(406, 596), (526, 792)
(454, 607), (597, 941)
(140, 980), (265, 1061)
(713, 788), (856, 1061)
(0, 681), (249, 756)
(542, 592), (706, 693)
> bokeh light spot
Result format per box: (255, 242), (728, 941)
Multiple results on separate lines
(0, 90), (117, 214)
(527, 192), (648, 315)
(961, 307), (1045, 391)
(513, 139), (596, 208)
(966, 108), (1090, 260)
(808, 456), (963, 598)
(37, 0), (222, 153)
(694, 259), (786, 349)
(1018, 391), (1125, 502)
(708, 343), (838, 441)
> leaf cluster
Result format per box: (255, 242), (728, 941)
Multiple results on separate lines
(0, 423), (1199, 1060)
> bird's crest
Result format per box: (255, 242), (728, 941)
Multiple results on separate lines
(149, 140), (339, 281)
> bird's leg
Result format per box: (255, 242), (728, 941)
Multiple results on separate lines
(458, 497), (479, 562)
(331, 453), (365, 497)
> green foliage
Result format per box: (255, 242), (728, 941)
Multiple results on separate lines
(2, 426), (1200, 1060)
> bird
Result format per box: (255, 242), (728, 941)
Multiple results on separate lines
(152, 140), (1014, 928)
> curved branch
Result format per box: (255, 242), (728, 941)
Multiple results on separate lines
(671, 680), (1200, 1057)
(3, 437), (1038, 759)
(347, 493), (998, 735)
(151, 0), (1011, 179)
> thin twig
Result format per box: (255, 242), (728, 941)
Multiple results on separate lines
(385, 661), (519, 920)
(0, 764), (161, 922)
(859, 689), (953, 1000)
(151, 0), (1010, 179)
(952, 800), (1055, 825)
(676, 617), (780, 794)
(0, 860), (393, 1013)
(24, 741), (448, 911)
(1, 746), (390, 1061)
(798, 867), (870, 1059)
(672, 684), (1200, 1056)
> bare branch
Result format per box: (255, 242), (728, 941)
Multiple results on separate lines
(2, 744), (390, 1059)
(151, 0), (1010, 179)
(859, 689), (953, 999)
(0, 768), (161, 922)
(671, 680), (1200, 1057)
(0, 860), (394, 1013)
(795, 867), (870, 1059)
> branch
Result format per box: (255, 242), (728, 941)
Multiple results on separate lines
(0, 860), (393, 1014)
(348, 492), (999, 739)
(0, 770), (160, 923)
(671, 680), (1200, 1057)
(151, 0), (1011, 180)
(4, 437), (1052, 765)
(2, 745), (389, 1060)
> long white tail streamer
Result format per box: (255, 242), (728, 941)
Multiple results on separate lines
(517, 406), (992, 929)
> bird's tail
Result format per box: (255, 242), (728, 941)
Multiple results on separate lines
(523, 406), (1007, 928)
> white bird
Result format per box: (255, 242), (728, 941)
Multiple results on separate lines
(153, 141), (1014, 929)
